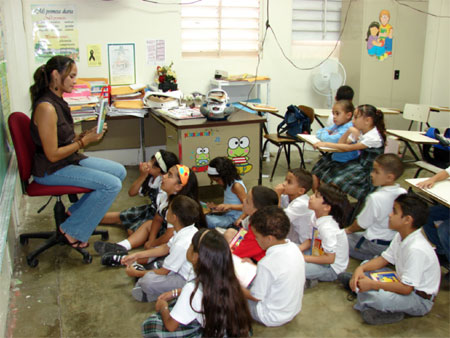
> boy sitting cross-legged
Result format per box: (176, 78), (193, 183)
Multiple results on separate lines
(241, 206), (305, 327)
(344, 194), (441, 325)
(120, 195), (200, 302)
(345, 153), (406, 260)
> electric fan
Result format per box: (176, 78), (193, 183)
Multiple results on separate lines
(312, 59), (346, 108)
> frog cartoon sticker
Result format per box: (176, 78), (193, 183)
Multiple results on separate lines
(227, 136), (253, 175)
(192, 147), (210, 172)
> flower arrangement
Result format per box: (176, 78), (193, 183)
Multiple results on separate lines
(155, 62), (178, 92)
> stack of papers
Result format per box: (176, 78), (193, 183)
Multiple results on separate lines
(108, 106), (147, 118)
(157, 107), (203, 120)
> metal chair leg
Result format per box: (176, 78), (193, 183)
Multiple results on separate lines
(270, 145), (283, 182)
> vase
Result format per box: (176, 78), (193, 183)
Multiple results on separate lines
(158, 82), (178, 92)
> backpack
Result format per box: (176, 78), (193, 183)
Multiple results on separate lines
(277, 105), (311, 139)
(423, 127), (450, 169)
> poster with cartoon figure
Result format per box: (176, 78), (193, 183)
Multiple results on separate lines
(366, 9), (393, 61)
(192, 147), (210, 172)
(227, 136), (253, 175)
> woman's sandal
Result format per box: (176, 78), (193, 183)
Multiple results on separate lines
(58, 227), (89, 249)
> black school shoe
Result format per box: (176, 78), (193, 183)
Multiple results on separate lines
(101, 252), (126, 267)
(338, 272), (357, 301)
(361, 308), (405, 325)
(94, 241), (128, 255)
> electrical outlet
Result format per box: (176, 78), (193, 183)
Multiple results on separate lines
(394, 70), (400, 80)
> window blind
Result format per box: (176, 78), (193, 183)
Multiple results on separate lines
(181, 0), (260, 56)
(292, 0), (342, 41)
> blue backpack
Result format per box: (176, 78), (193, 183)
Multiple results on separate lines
(277, 105), (311, 139)
(423, 127), (450, 169)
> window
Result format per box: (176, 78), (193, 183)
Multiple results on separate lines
(292, 0), (342, 42)
(181, 0), (260, 57)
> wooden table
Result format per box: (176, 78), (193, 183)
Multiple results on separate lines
(386, 129), (439, 161)
(151, 109), (266, 186)
(405, 177), (450, 208)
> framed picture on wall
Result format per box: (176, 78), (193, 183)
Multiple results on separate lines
(107, 43), (136, 85)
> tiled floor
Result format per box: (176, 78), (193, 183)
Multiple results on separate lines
(6, 149), (449, 337)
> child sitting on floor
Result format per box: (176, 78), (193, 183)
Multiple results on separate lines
(95, 165), (205, 260)
(275, 168), (315, 247)
(313, 104), (386, 200)
(345, 194), (440, 325)
(312, 100), (358, 191)
(101, 150), (178, 235)
(303, 184), (350, 288)
(241, 206), (305, 327)
(205, 157), (247, 229)
(345, 153), (406, 260)
(142, 229), (252, 337)
(224, 185), (279, 262)
(119, 195), (200, 302)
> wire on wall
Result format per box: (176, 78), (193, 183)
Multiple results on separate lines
(393, 0), (450, 18)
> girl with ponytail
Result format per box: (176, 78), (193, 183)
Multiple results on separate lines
(30, 56), (126, 249)
(313, 104), (385, 200)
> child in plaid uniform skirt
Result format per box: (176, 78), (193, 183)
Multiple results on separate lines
(312, 104), (386, 200)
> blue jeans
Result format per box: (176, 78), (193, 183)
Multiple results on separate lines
(423, 205), (449, 261)
(305, 262), (338, 281)
(34, 157), (126, 242)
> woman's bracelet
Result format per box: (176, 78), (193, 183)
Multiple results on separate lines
(79, 138), (85, 148)
(76, 140), (82, 149)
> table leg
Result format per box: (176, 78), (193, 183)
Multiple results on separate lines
(140, 117), (146, 162)
(315, 116), (325, 128)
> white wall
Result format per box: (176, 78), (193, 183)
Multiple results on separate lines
(420, 0), (450, 127)
(16, 0), (338, 134)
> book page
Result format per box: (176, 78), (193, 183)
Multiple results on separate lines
(232, 254), (257, 288)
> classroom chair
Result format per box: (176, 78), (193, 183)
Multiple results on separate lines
(8, 112), (108, 267)
(262, 105), (314, 181)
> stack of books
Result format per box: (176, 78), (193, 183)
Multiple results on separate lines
(64, 84), (99, 122)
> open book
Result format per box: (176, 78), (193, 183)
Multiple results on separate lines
(232, 254), (257, 288)
(370, 271), (399, 283)
(96, 98), (108, 134)
(296, 134), (336, 152)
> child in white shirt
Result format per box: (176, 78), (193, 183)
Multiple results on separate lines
(345, 154), (406, 260)
(275, 168), (315, 246)
(348, 194), (440, 325)
(120, 195), (200, 302)
(241, 206), (305, 327)
(303, 184), (350, 287)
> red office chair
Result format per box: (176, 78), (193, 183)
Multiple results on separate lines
(8, 112), (108, 267)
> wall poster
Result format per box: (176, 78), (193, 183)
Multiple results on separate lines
(365, 9), (393, 61)
(31, 5), (79, 63)
(108, 43), (136, 85)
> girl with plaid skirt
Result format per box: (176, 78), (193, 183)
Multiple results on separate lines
(101, 150), (179, 235)
(312, 104), (386, 200)
(312, 100), (357, 191)
(142, 229), (252, 338)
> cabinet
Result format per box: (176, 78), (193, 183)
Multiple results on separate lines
(152, 110), (266, 187)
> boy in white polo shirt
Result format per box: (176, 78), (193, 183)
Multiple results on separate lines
(275, 168), (315, 246)
(348, 194), (440, 325)
(120, 195), (199, 302)
(345, 154), (406, 260)
(241, 206), (305, 327)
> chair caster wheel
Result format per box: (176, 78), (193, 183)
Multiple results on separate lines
(83, 253), (92, 264)
(20, 237), (29, 245)
(27, 257), (39, 268)
(101, 233), (109, 241)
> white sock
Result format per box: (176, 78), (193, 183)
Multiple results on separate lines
(117, 239), (131, 251)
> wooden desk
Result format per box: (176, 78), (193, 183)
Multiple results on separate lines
(386, 129), (439, 161)
(296, 134), (337, 152)
(151, 110), (266, 186)
(405, 178), (450, 208)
